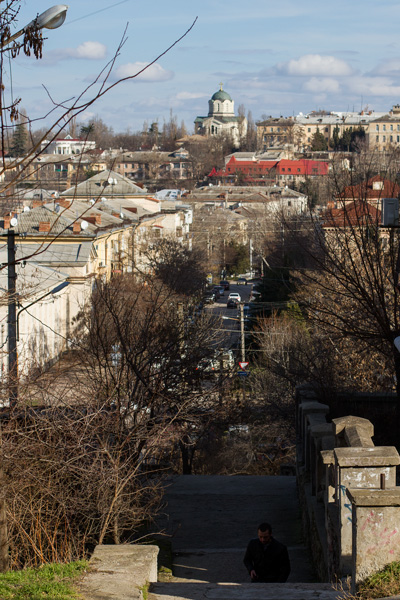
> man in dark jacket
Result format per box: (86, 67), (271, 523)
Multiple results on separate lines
(243, 522), (291, 583)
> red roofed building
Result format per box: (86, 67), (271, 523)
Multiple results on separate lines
(211, 156), (329, 185)
(322, 200), (381, 229)
(276, 159), (329, 184)
(336, 175), (400, 207)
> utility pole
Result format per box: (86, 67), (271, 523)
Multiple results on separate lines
(240, 302), (245, 362)
(249, 238), (253, 276)
(239, 302), (246, 405)
(7, 230), (18, 406)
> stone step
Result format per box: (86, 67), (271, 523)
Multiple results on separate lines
(149, 582), (345, 600)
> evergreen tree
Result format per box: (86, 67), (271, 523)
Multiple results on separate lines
(339, 127), (353, 151)
(330, 125), (340, 151)
(9, 121), (27, 157)
(310, 127), (328, 151)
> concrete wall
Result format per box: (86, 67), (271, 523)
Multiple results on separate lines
(80, 544), (159, 600)
(296, 384), (400, 591)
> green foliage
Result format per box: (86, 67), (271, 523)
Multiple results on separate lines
(330, 125), (340, 151)
(226, 241), (250, 275)
(256, 267), (293, 304)
(332, 126), (366, 152)
(357, 560), (400, 599)
(310, 128), (328, 151)
(0, 561), (88, 600)
(9, 122), (27, 157)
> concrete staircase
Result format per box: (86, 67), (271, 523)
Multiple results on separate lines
(149, 581), (343, 600)
(148, 475), (343, 600)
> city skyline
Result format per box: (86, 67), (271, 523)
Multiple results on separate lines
(7, 0), (400, 135)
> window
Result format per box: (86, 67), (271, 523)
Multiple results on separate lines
(376, 125), (379, 131)
(376, 135), (379, 142)
(277, 127), (280, 132)
(383, 135), (386, 142)
(297, 168), (301, 172)
(325, 127), (328, 132)
(391, 124), (394, 131)
(288, 168), (291, 172)
(398, 136), (400, 143)
(282, 168), (285, 172)
(270, 127), (273, 132)
(390, 135), (393, 142)
(398, 125), (400, 131)
(308, 127), (311, 132)
(383, 124), (386, 131)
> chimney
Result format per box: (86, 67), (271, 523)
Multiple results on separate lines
(3, 216), (10, 229)
(32, 200), (44, 208)
(58, 199), (71, 209)
(39, 221), (51, 233)
(73, 222), (80, 234)
(95, 215), (102, 225)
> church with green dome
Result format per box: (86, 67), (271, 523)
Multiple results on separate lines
(194, 84), (247, 148)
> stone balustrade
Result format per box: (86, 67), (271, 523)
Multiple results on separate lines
(296, 385), (400, 592)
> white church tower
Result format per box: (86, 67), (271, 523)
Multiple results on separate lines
(195, 84), (247, 148)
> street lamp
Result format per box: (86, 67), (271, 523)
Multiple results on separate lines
(1, 4), (69, 47)
(8, 280), (70, 406)
(16, 281), (70, 342)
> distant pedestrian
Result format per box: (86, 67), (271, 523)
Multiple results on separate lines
(243, 522), (290, 583)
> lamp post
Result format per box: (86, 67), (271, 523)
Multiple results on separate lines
(1, 5), (69, 48)
(0, 4), (69, 574)
(9, 280), (70, 406)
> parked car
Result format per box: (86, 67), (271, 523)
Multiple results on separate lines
(227, 298), (238, 308)
(216, 285), (225, 296)
(204, 292), (216, 304)
(219, 280), (230, 290)
(196, 350), (235, 373)
(236, 277), (247, 285)
(212, 286), (221, 299)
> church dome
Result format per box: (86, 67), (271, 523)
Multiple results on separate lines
(211, 87), (232, 102)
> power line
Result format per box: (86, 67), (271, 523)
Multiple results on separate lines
(66, 0), (131, 25)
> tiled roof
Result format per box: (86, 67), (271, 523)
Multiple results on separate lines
(62, 170), (145, 197)
(338, 176), (400, 200)
(322, 200), (381, 228)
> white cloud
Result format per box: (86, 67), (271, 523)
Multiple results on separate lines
(53, 42), (107, 61)
(369, 58), (400, 76)
(303, 77), (340, 93)
(277, 54), (353, 77)
(115, 62), (174, 82)
(347, 76), (400, 97)
(72, 42), (107, 60)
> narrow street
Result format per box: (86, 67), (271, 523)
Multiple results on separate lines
(206, 282), (252, 351)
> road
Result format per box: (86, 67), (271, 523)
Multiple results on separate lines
(205, 282), (252, 351)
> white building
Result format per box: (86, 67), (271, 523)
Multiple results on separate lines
(41, 134), (96, 155)
(194, 84), (247, 148)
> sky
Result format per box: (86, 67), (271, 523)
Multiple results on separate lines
(7, 0), (400, 135)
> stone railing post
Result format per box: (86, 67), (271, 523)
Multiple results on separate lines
(334, 446), (400, 577)
(297, 400), (329, 470)
(310, 423), (335, 498)
(347, 489), (400, 593)
(332, 416), (374, 448)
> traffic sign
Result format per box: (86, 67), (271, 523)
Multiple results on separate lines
(237, 371), (250, 377)
(238, 361), (249, 370)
